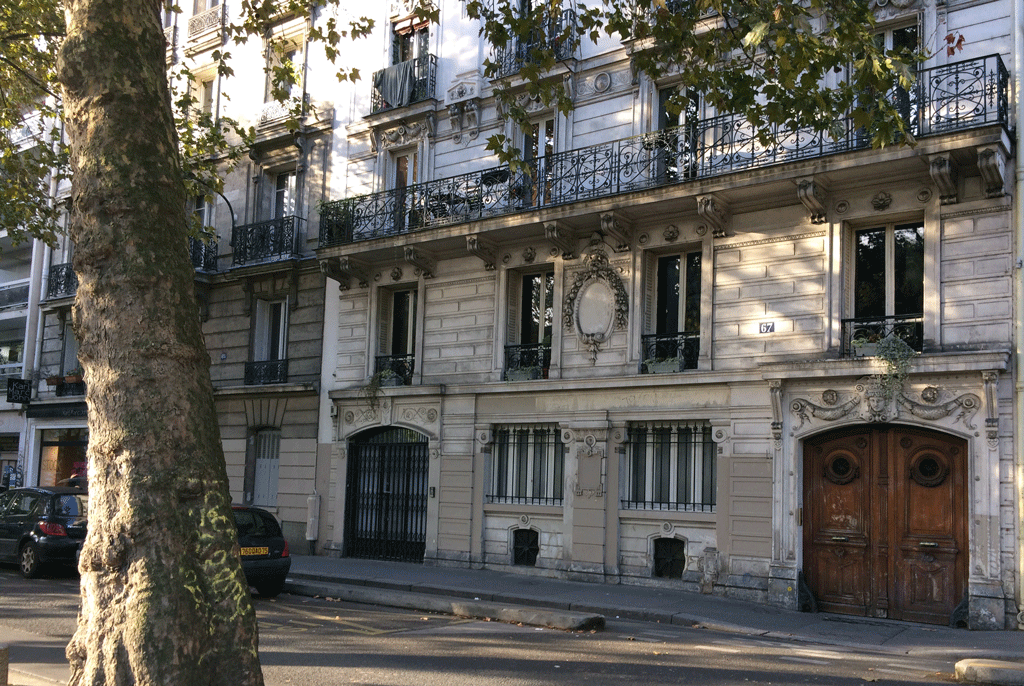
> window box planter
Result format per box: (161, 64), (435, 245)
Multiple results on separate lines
(506, 367), (542, 381)
(852, 341), (878, 357)
(644, 359), (681, 374)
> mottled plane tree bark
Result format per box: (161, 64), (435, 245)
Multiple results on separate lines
(56, 1), (262, 683)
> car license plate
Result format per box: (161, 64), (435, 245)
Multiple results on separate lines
(240, 546), (269, 556)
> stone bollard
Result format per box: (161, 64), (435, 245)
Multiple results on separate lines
(0, 643), (8, 686)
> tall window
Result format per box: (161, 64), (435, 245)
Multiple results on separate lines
(851, 221), (924, 349)
(192, 195), (209, 227)
(522, 117), (554, 205)
(377, 287), (417, 384)
(392, 151), (418, 230)
(265, 45), (301, 103)
(251, 428), (280, 507)
(393, 21), (429, 64)
(198, 77), (215, 117)
(62, 320), (80, 376)
(248, 298), (288, 385)
(657, 87), (701, 182)
(273, 170), (296, 220)
(253, 299), (287, 363)
(643, 252), (701, 372)
(488, 425), (563, 505)
(623, 422), (715, 511)
(875, 24), (919, 124)
(193, 0), (219, 13)
(505, 270), (553, 378)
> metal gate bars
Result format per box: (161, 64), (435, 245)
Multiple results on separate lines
(344, 427), (429, 563)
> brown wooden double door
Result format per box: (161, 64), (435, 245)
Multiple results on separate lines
(803, 425), (966, 624)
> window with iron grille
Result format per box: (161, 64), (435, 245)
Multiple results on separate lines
(512, 528), (540, 566)
(622, 422), (715, 511)
(488, 425), (563, 506)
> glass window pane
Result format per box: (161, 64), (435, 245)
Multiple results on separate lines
(854, 227), (886, 318)
(657, 255), (681, 334)
(683, 251), (701, 333)
(894, 222), (924, 316)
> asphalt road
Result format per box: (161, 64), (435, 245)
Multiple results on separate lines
(0, 567), (961, 686)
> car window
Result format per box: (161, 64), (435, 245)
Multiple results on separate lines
(233, 509), (281, 538)
(52, 494), (88, 517)
(0, 491), (14, 515)
(9, 493), (41, 516)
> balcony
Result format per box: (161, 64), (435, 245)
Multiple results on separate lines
(244, 359), (288, 385)
(504, 343), (550, 381)
(374, 354), (414, 386)
(841, 315), (924, 357)
(370, 54), (437, 114)
(232, 216), (303, 266)
(0, 364), (23, 383)
(641, 332), (699, 373)
(0, 281), (30, 312)
(189, 237), (219, 272)
(492, 9), (578, 79)
(188, 4), (223, 38)
(320, 54), (1009, 248)
(46, 263), (77, 300)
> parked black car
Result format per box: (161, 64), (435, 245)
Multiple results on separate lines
(233, 505), (291, 597)
(0, 486), (88, 578)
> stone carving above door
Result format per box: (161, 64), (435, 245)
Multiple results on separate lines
(788, 380), (982, 435)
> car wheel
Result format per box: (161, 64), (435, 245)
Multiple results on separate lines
(19, 542), (41, 579)
(255, 580), (285, 598)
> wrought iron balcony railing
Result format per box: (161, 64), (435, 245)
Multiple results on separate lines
(492, 9), (578, 78)
(188, 3), (223, 37)
(374, 354), (414, 386)
(370, 54), (437, 114)
(320, 54), (1008, 249)
(504, 343), (551, 380)
(641, 332), (700, 373)
(232, 216), (303, 266)
(244, 359), (288, 385)
(189, 237), (219, 272)
(46, 263), (78, 300)
(841, 314), (924, 357)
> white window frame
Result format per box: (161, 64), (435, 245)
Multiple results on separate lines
(253, 298), (288, 363)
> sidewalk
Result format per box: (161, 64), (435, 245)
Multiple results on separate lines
(285, 555), (1024, 685)
(4, 555), (1022, 686)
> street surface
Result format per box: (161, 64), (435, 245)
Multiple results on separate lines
(0, 567), (960, 685)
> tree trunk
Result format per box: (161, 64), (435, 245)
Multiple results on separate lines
(56, 1), (263, 684)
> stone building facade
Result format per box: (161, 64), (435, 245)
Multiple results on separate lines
(314, 0), (1022, 630)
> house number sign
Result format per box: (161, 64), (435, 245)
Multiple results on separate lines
(759, 322), (775, 334)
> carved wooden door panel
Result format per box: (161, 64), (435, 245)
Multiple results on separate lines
(803, 427), (873, 615)
(888, 428), (967, 624)
(803, 426), (966, 624)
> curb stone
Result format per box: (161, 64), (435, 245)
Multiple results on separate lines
(285, 580), (606, 632)
(955, 659), (1024, 686)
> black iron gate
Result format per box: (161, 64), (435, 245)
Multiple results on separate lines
(344, 427), (429, 562)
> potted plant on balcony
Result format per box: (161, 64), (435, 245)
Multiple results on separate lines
(45, 372), (62, 386)
(875, 334), (915, 402)
(506, 365), (542, 382)
(64, 366), (84, 384)
(851, 332), (882, 357)
(644, 357), (681, 374)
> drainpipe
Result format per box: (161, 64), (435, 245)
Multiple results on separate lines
(1014, 0), (1024, 631)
